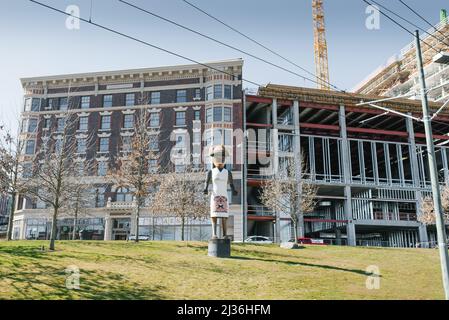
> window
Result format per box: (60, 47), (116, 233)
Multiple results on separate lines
(175, 165), (186, 173)
(176, 90), (187, 103)
(43, 118), (51, 129)
(148, 159), (158, 173)
(31, 98), (41, 111)
(149, 135), (158, 150)
(24, 98), (31, 112)
(122, 136), (132, 152)
(57, 118), (65, 131)
(97, 162), (108, 176)
(25, 140), (35, 155)
(101, 115), (111, 130)
(27, 119), (38, 133)
(206, 86), (213, 101)
(47, 99), (54, 110)
(224, 107), (232, 122)
(81, 96), (90, 109)
(103, 95), (113, 107)
(224, 130), (232, 145)
(116, 187), (133, 202)
(224, 85), (232, 99)
(149, 112), (160, 127)
(99, 137), (109, 153)
(206, 108), (213, 123)
(123, 114), (134, 129)
(214, 84), (222, 99)
(22, 163), (32, 179)
(151, 92), (160, 104)
(126, 93), (135, 106)
(175, 111), (186, 126)
(77, 138), (86, 153)
(79, 116), (88, 131)
(96, 188), (106, 207)
(54, 138), (63, 153)
(76, 162), (85, 176)
(213, 107), (222, 122)
(194, 88), (201, 99)
(59, 97), (68, 111)
(194, 110), (201, 121)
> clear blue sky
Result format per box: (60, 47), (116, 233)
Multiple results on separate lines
(1, 0), (447, 130)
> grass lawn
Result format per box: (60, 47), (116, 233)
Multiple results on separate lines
(0, 240), (445, 300)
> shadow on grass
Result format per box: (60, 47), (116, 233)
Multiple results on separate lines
(1, 263), (166, 300)
(229, 256), (376, 277)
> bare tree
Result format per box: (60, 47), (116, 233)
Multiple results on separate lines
(153, 167), (209, 241)
(0, 121), (27, 240)
(419, 186), (449, 225)
(108, 107), (160, 242)
(259, 156), (317, 244)
(61, 177), (98, 240)
(23, 110), (96, 250)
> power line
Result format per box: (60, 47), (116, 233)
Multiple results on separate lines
(181, 0), (340, 91)
(370, 0), (449, 48)
(398, 0), (448, 42)
(362, 0), (440, 54)
(118, 0), (336, 90)
(29, 0), (262, 87)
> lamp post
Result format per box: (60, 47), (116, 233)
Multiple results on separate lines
(415, 30), (449, 300)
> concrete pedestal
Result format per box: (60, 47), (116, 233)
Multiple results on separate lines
(208, 238), (231, 258)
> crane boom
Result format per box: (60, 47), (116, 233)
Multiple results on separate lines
(312, 0), (330, 90)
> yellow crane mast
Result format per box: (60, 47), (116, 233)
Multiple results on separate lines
(312, 0), (330, 90)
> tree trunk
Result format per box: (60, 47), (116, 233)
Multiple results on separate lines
(134, 202), (140, 243)
(152, 216), (155, 240)
(292, 216), (299, 245)
(49, 206), (58, 250)
(181, 217), (185, 241)
(72, 210), (78, 240)
(6, 193), (16, 241)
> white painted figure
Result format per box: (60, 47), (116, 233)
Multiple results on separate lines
(203, 145), (237, 238)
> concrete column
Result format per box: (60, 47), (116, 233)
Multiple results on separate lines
(339, 105), (356, 246)
(104, 216), (112, 241)
(293, 100), (304, 238)
(406, 115), (429, 247)
(271, 99), (279, 174)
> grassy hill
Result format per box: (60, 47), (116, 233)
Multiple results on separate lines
(0, 240), (445, 300)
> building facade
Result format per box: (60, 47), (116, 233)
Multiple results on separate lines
(15, 59), (244, 241)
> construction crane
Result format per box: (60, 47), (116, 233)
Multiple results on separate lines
(312, 0), (330, 90)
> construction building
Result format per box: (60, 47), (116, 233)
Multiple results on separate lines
(354, 10), (449, 103)
(244, 84), (449, 247)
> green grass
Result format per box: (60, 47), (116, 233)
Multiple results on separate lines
(0, 240), (445, 300)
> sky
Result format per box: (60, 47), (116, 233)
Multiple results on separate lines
(0, 0), (448, 131)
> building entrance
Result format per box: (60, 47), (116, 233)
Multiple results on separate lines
(112, 218), (131, 240)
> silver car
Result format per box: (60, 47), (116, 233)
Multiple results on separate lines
(244, 236), (273, 244)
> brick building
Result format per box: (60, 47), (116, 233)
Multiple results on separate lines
(14, 59), (244, 241)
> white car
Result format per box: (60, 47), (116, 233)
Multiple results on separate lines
(244, 236), (273, 244)
(128, 235), (150, 241)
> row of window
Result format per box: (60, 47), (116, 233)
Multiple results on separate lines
(24, 108), (207, 134)
(24, 85), (234, 112)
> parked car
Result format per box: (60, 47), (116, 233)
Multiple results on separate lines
(244, 236), (273, 244)
(289, 237), (327, 245)
(128, 235), (150, 241)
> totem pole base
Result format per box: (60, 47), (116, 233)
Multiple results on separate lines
(208, 238), (231, 258)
